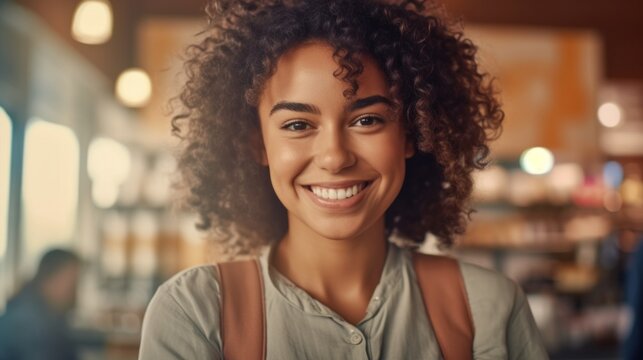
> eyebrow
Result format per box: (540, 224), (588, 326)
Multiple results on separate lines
(269, 102), (321, 116)
(269, 95), (394, 116)
(347, 95), (394, 112)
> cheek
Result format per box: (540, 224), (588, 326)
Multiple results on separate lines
(266, 141), (309, 187)
(263, 128), (299, 167)
(267, 143), (306, 170)
(368, 133), (408, 171)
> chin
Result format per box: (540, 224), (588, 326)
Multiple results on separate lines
(306, 219), (373, 241)
(315, 230), (360, 241)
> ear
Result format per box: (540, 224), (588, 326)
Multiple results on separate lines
(250, 130), (268, 166)
(404, 138), (415, 159)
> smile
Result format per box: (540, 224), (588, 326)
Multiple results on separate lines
(309, 182), (368, 200)
(302, 181), (373, 210)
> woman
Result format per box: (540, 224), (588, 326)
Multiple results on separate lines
(139, 0), (548, 358)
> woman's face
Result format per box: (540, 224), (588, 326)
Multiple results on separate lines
(257, 42), (414, 241)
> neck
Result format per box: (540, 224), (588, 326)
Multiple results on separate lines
(271, 217), (388, 304)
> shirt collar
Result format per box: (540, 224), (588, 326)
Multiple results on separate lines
(259, 241), (404, 324)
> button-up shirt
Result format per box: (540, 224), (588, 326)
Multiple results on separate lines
(139, 242), (548, 359)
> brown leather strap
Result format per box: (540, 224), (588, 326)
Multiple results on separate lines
(217, 254), (472, 360)
(217, 259), (266, 360)
(412, 252), (474, 360)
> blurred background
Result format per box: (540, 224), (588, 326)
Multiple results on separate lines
(0, 0), (642, 359)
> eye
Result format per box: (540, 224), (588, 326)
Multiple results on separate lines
(281, 120), (312, 131)
(351, 115), (384, 127)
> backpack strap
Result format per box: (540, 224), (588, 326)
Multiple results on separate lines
(216, 259), (266, 360)
(412, 252), (474, 360)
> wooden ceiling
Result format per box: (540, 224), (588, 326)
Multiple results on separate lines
(14, 0), (643, 82)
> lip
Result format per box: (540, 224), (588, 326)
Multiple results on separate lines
(301, 180), (373, 210)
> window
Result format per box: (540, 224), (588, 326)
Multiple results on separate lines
(0, 106), (13, 309)
(21, 118), (79, 271)
(0, 107), (12, 259)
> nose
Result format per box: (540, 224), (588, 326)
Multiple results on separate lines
(313, 126), (356, 173)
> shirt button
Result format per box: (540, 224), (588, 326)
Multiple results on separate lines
(349, 332), (363, 345)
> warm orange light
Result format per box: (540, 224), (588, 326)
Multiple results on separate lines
(71, 0), (113, 44)
(115, 68), (152, 107)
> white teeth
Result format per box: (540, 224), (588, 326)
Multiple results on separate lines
(309, 182), (367, 201)
(337, 189), (347, 200)
(328, 189), (337, 200)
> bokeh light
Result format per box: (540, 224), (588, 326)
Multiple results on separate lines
(88, 137), (131, 184)
(603, 161), (624, 189)
(71, 0), (113, 44)
(520, 147), (555, 175)
(597, 102), (622, 128)
(115, 68), (152, 107)
(88, 137), (132, 208)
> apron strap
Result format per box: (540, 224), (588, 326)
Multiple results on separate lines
(216, 259), (266, 360)
(217, 253), (474, 360)
(412, 252), (475, 360)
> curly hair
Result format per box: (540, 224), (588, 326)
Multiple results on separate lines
(172, 0), (503, 255)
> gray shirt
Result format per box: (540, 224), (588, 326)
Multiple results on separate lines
(139, 242), (548, 359)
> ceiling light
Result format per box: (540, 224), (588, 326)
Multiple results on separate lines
(115, 68), (152, 108)
(71, 0), (113, 45)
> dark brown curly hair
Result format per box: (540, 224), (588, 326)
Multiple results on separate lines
(172, 0), (503, 255)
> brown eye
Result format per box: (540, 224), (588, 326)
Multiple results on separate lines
(352, 115), (384, 127)
(282, 121), (311, 131)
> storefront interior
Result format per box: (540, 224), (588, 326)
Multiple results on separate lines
(1, 0), (642, 358)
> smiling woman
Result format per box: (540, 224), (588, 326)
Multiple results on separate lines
(139, 1), (547, 359)
(168, 0), (505, 253)
(257, 43), (412, 246)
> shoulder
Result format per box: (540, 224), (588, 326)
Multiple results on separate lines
(458, 261), (519, 308)
(405, 250), (518, 307)
(407, 253), (520, 323)
(146, 264), (222, 330)
(155, 264), (221, 303)
(0, 290), (47, 327)
(141, 265), (220, 358)
(457, 260), (523, 327)
(457, 260), (549, 359)
(140, 265), (223, 359)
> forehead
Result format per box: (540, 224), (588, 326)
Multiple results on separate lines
(258, 42), (389, 110)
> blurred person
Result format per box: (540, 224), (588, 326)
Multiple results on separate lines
(0, 249), (81, 360)
(623, 236), (643, 360)
(139, 0), (548, 359)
